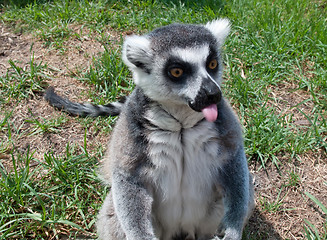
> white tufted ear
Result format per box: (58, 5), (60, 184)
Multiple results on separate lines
(205, 18), (231, 46)
(122, 35), (152, 73)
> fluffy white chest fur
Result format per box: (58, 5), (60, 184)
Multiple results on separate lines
(145, 104), (225, 239)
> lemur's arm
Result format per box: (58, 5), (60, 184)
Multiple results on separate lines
(111, 169), (158, 240)
(219, 150), (252, 240)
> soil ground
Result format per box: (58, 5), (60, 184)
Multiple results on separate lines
(1, 23), (326, 239)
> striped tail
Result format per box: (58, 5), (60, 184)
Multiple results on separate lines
(44, 87), (125, 117)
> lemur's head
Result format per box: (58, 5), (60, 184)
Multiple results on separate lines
(122, 19), (230, 122)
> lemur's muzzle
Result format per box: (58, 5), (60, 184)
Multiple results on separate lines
(188, 78), (222, 122)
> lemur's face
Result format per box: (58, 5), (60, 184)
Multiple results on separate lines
(122, 19), (230, 121)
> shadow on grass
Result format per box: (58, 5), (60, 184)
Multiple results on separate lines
(244, 207), (282, 240)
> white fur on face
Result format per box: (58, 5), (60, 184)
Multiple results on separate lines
(121, 20), (229, 105)
(173, 46), (209, 99)
(172, 45), (210, 65)
(172, 45), (221, 102)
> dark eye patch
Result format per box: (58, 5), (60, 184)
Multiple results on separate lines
(206, 47), (220, 74)
(164, 57), (194, 83)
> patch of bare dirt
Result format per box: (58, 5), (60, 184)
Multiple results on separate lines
(268, 81), (316, 125)
(0, 22), (120, 167)
(250, 149), (327, 239)
(1, 22), (326, 239)
(0, 26), (29, 75)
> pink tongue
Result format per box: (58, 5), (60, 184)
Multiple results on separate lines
(201, 104), (218, 122)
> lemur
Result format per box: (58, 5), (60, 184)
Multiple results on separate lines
(45, 19), (254, 240)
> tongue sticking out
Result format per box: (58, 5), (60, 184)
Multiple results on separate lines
(201, 104), (218, 122)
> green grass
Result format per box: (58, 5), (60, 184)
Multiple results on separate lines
(0, 0), (326, 239)
(0, 55), (49, 103)
(0, 145), (107, 239)
(223, 0), (326, 164)
(1, 0), (222, 50)
(259, 187), (286, 213)
(304, 192), (327, 240)
(81, 44), (133, 104)
(25, 112), (68, 135)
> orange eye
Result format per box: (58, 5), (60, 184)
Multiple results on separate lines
(170, 68), (184, 78)
(208, 59), (218, 70)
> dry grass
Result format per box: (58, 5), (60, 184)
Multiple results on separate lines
(1, 17), (326, 239)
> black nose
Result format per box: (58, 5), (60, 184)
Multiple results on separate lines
(188, 78), (222, 112)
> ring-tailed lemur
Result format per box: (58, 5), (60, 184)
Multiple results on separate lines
(45, 19), (254, 240)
